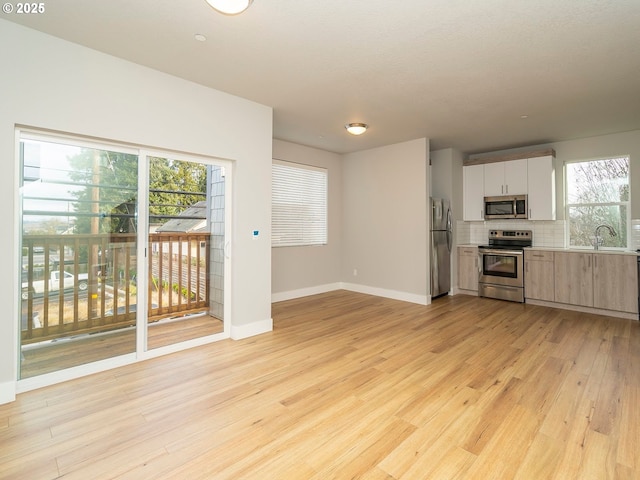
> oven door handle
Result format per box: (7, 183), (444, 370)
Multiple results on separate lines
(479, 248), (524, 256)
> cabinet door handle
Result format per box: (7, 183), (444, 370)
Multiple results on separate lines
(506, 184), (509, 194)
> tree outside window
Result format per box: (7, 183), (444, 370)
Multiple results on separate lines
(565, 156), (629, 248)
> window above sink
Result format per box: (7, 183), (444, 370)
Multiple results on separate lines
(565, 156), (629, 250)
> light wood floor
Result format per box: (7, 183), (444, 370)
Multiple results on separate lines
(1, 291), (638, 479)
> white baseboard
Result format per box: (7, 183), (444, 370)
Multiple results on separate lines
(341, 282), (429, 306)
(231, 317), (273, 340)
(0, 381), (16, 405)
(272, 283), (342, 303)
(272, 282), (429, 306)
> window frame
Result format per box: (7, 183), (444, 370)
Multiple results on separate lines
(564, 155), (630, 250)
(271, 159), (328, 248)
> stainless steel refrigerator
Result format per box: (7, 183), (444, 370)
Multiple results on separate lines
(430, 197), (452, 298)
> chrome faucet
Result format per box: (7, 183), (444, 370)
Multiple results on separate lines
(594, 224), (617, 250)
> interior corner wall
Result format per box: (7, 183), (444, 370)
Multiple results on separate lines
(430, 148), (454, 201)
(271, 139), (343, 300)
(341, 138), (430, 304)
(0, 20), (273, 403)
(429, 147), (464, 294)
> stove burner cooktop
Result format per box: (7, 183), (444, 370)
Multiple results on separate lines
(482, 229), (532, 249)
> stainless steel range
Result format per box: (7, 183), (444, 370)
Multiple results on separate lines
(478, 229), (532, 303)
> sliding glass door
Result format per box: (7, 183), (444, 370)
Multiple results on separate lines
(144, 155), (226, 350)
(18, 132), (230, 380)
(19, 134), (139, 378)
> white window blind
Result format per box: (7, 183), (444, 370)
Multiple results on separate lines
(272, 160), (327, 247)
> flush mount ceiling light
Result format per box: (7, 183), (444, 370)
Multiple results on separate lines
(205, 0), (253, 15)
(345, 123), (368, 135)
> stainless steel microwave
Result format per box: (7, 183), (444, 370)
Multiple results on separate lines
(484, 195), (528, 219)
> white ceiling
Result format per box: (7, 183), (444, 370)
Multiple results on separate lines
(6, 0), (640, 154)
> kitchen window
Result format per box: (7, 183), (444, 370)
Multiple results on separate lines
(272, 160), (327, 247)
(565, 156), (629, 248)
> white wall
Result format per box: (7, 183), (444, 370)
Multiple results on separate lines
(342, 138), (430, 304)
(272, 140), (342, 300)
(0, 20), (273, 403)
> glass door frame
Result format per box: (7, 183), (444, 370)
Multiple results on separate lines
(137, 148), (232, 360)
(15, 129), (232, 391)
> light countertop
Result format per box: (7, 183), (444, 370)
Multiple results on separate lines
(526, 247), (639, 256)
(457, 244), (639, 256)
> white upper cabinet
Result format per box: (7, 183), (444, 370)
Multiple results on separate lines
(484, 159), (527, 196)
(463, 149), (556, 222)
(527, 155), (555, 220)
(483, 162), (505, 196)
(463, 164), (485, 221)
(505, 159), (528, 194)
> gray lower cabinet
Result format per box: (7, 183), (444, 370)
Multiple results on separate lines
(593, 254), (638, 313)
(457, 246), (478, 292)
(554, 251), (594, 307)
(529, 249), (638, 314)
(524, 250), (554, 301)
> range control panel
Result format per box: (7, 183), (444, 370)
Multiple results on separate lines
(489, 230), (532, 240)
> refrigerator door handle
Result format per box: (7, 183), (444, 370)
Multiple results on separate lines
(446, 208), (453, 252)
(433, 200), (442, 223)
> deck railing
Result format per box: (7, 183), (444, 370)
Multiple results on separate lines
(21, 232), (210, 344)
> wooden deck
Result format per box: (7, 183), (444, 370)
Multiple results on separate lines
(2, 291), (639, 479)
(20, 314), (224, 378)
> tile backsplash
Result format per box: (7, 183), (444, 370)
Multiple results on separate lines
(458, 219), (640, 249)
(456, 220), (566, 247)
